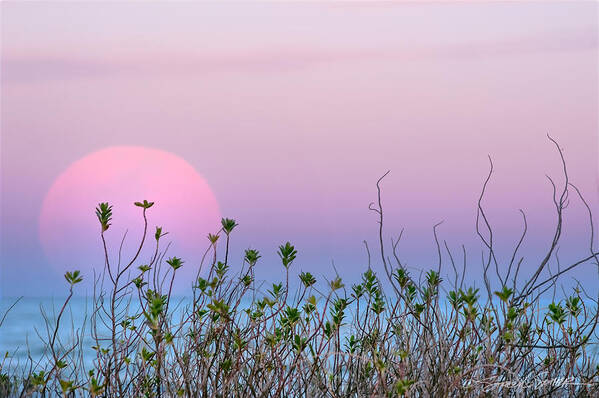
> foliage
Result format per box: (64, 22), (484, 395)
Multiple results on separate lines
(1, 138), (598, 397)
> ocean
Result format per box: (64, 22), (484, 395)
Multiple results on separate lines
(1, 294), (596, 375)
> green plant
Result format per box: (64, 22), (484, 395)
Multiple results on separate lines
(2, 138), (599, 397)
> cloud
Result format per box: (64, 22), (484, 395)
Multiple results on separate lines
(3, 28), (596, 83)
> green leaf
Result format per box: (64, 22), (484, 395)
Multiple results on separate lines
(166, 256), (184, 270)
(221, 218), (238, 234)
(134, 200), (155, 209)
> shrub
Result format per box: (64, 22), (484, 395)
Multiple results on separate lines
(1, 137), (598, 397)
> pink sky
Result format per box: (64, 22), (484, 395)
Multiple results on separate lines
(1, 1), (597, 296)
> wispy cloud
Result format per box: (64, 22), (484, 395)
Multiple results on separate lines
(3, 28), (596, 83)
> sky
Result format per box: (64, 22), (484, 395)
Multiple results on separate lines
(1, 1), (598, 297)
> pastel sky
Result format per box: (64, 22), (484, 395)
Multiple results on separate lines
(1, 1), (597, 297)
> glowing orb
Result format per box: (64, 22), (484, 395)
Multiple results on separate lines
(39, 146), (220, 293)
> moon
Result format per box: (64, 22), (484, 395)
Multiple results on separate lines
(39, 146), (221, 293)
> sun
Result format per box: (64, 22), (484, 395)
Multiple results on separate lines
(38, 146), (221, 293)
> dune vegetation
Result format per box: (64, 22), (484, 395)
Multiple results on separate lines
(1, 137), (598, 397)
